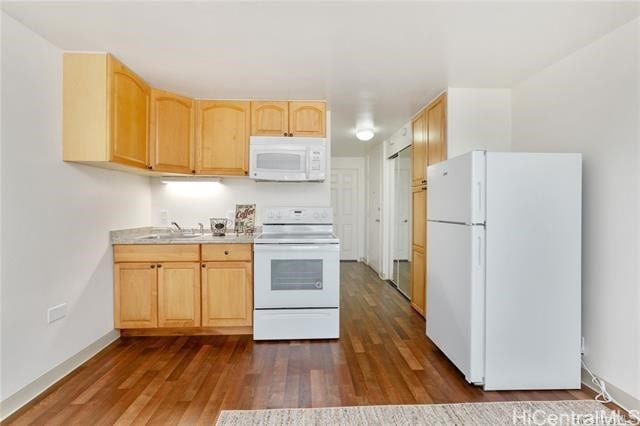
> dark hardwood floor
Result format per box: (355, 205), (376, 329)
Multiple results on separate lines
(4, 262), (596, 425)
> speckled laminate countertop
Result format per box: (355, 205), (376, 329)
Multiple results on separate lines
(110, 227), (258, 245)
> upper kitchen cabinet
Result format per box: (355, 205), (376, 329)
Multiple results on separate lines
(63, 53), (150, 169)
(426, 94), (446, 166)
(251, 101), (289, 136)
(149, 89), (195, 174)
(251, 101), (326, 137)
(289, 101), (326, 137)
(411, 111), (427, 186)
(196, 100), (250, 176)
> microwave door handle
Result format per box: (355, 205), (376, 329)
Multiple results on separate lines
(305, 148), (311, 179)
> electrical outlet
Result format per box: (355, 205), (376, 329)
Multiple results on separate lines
(581, 336), (585, 355)
(48, 303), (67, 324)
(160, 209), (169, 226)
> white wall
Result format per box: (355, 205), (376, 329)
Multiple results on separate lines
(447, 88), (512, 158)
(150, 177), (330, 227)
(1, 11), (151, 408)
(511, 18), (640, 406)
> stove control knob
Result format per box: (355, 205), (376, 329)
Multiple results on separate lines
(313, 212), (320, 218)
(276, 212), (282, 218)
(267, 211), (274, 218)
(321, 211), (328, 218)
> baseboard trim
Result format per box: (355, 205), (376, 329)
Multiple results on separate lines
(581, 368), (640, 412)
(0, 329), (120, 421)
(120, 326), (252, 336)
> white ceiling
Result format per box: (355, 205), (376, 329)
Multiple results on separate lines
(2, 1), (638, 156)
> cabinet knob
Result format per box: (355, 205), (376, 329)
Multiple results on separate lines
(150, 265), (156, 269)
(289, 133), (294, 137)
(192, 170), (196, 174)
(224, 250), (229, 255)
(283, 132), (288, 136)
(157, 264), (162, 268)
(148, 166), (153, 170)
(202, 264), (206, 268)
(421, 179), (427, 184)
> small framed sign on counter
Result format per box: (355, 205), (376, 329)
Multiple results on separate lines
(234, 204), (256, 234)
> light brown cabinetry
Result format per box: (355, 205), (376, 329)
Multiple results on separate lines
(251, 101), (289, 136)
(251, 101), (325, 137)
(114, 263), (158, 329)
(196, 101), (250, 175)
(411, 112), (427, 186)
(410, 92), (447, 318)
(149, 89), (195, 174)
(157, 262), (201, 327)
(410, 186), (427, 316)
(202, 261), (253, 327)
(426, 95), (446, 166)
(63, 53), (150, 169)
(113, 244), (253, 333)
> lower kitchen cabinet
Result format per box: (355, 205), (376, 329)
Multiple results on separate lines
(114, 262), (158, 329)
(411, 246), (426, 316)
(157, 262), (201, 328)
(113, 244), (253, 333)
(201, 262), (253, 327)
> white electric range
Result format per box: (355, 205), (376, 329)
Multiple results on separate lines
(253, 207), (340, 340)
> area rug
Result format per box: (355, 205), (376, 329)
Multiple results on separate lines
(216, 400), (626, 425)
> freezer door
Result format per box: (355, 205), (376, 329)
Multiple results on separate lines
(426, 221), (485, 384)
(427, 151), (485, 224)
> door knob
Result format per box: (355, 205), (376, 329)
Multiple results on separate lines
(375, 219), (381, 222)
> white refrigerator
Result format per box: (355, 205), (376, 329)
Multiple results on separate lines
(426, 151), (582, 390)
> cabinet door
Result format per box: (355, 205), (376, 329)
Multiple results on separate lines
(411, 246), (426, 317)
(411, 112), (427, 186)
(201, 262), (252, 327)
(427, 95), (446, 166)
(114, 263), (157, 328)
(251, 101), (289, 136)
(108, 56), (150, 169)
(157, 262), (201, 328)
(289, 101), (326, 137)
(196, 100), (250, 175)
(412, 186), (426, 250)
(150, 89), (195, 174)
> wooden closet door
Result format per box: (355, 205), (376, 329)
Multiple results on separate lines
(108, 56), (150, 169)
(196, 100), (250, 175)
(149, 89), (195, 173)
(251, 101), (289, 136)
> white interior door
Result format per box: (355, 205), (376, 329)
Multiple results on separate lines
(366, 144), (382, 273)
(396, 153), (411, 260)
(330, 167), (359, 260)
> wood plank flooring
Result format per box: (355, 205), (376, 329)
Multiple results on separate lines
(4, 262), (596, 425)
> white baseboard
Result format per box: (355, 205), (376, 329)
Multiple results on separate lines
(581, 368), (640, 412)
(0, 329), (120, 420)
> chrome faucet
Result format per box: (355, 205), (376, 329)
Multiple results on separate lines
(171, 221), (182, 233)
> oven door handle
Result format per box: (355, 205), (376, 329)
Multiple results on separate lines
(254, 244), (339, 252)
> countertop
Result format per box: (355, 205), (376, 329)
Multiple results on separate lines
(110, 226), (259, 245)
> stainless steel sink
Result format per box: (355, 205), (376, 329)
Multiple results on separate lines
(135, 233), (201, 241)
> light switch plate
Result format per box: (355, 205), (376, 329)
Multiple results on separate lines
(48, 303), (67, 323)
(160, 210), (169, 226)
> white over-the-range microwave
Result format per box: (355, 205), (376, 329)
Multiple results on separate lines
(249, 136), (326, 182)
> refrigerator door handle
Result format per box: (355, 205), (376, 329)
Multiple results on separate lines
(477, 235), (482, 266)
(476, 181), (482, 217)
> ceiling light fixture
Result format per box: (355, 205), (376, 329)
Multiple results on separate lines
(356, 128), (375, 141)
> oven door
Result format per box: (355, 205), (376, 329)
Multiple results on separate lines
(254, 244), (340, 309)
(249, 146), (308, 181)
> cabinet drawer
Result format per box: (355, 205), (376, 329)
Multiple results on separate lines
(114, 244), (200, 262)
(201, 244), (252, 261)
